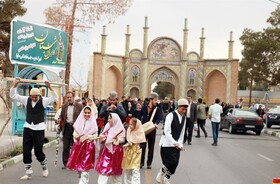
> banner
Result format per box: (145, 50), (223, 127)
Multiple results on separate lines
(9, 19), (68, 69)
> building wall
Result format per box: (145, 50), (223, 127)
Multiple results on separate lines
(90, 37), (239, 104)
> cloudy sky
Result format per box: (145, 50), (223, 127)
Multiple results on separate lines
(21, 0), (278, 87)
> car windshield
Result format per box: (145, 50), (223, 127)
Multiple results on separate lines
(234, 110), (259, 117)
(269, 108), (280, 113)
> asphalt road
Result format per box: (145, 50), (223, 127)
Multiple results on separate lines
(0, 123), (279, 184)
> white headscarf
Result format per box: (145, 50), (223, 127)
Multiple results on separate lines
(126, 118), (146, 144)
(101, 113), (125, 152)
(73, 106), (98, 137)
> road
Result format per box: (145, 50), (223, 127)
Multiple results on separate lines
(0, 123), (279, 184)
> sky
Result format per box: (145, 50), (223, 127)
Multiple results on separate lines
(21, 0), (279, 88)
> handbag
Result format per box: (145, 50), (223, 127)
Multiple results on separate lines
(142, 107), (157, 135)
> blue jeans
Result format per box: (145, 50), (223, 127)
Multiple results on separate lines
(211, 122), (219, 144)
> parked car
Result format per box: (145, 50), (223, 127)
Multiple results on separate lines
(264, 107), (280, 128)
(220, 108), (264, 135)
(253, 103), (265, 111)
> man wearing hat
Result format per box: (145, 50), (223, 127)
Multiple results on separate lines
(138, 92), (163, 169)
(156, 98), (188, 184)
(99, 90), (126, 125)
(10, 77), (58, 180)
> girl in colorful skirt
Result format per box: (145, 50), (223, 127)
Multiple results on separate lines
(95, 113), (126, 184)
(122, 118), (146, 184)
(67, 106), (98, 184)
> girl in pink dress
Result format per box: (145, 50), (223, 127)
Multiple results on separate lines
(95, 113), (126, 184)
(67, 106), (98, 184)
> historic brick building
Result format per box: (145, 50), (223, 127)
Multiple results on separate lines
(88, 17), (239, 104)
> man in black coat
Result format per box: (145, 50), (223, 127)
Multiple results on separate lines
(183, 95), (197, 145)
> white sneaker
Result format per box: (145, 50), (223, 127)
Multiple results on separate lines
(42, 169), (49, 177)
(162, 177), (171, 184)
(156, 169), (164, 183)
(20, 174), (32, 180)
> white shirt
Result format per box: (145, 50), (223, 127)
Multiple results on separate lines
(66, 105), (74, 123)
(159, 110), (186, 147)
(208, 103), (223, 123)
(10, 87), (58, 130)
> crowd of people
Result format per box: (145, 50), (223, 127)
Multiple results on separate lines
(10, 77), (228, 184)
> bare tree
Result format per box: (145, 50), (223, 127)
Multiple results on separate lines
(44, 0), (132, 90)
(0, 79), (12, 137)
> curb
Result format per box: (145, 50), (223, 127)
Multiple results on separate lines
(263, 129), (280, 138)
(0, 139), (57, 171)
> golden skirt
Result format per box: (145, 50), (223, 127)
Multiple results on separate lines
(122, 143), (142, 170)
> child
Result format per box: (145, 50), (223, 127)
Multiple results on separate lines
(95, 113), (126, 184)
(122, 118), (146, 184)
(66, 106), (98, 184)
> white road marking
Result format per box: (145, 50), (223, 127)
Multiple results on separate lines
(257, 153), (274, 162)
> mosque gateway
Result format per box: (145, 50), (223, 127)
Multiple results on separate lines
(89, 17), (239, 104)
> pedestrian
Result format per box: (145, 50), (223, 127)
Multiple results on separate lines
(256, 105), (265, 118)
(66, 106), (98, 184)
(196, 98), (208, 138)
(138, 92), (163, 169)
(156, 99), (188, 184)
(133, 102), (142, 119)
(124, 101), (134, 126)
(95, 113), (126, 184)
(208, 98), (223, 146)
(58, 91), (83, 169)
(183, 95), (197, 145)
(87, 98), (98, 118)
(99, 90), (127, 126)
(10, 77), (58, 180)
(122, 118), (146, 184)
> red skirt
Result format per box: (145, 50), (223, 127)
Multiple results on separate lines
(95, 144), (123, 175)
(66, 141), (95, 172)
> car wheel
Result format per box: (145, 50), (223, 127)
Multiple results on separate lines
(267, 123), (272, 128)
(228, 124), (235, 134)
(255, 130), (261, 135)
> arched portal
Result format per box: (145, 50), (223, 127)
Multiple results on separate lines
(187, 89), (197, 101)
(149, 67), (178, 99)
(130, 87), (139, 98)
(104, 66), (123, 98)
(204, 70), (226, 104)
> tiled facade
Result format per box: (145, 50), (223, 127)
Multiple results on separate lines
(89, 18), (239, 105)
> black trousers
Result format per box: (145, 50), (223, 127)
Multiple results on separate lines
(62, 123), (74, 166)
(140, 129), (156, 166)
(184, 118), (194, 143)
(160, 147), (180, 175)
(23, 127), (45, 164)
(197, 118), (207, 136)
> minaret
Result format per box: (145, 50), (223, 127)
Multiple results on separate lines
(180, 18), (188, 98)
(123, 25), (131, 97)
(141, 16), (149, 98)
(198, 28), (205, 99)
(226, 31), (234, 103)
(101, 25), (107, 55)
(199, 27), (205, 60)
(125, 25), (131, 57)
(182, 18), (188, 60)
(228, 31), (234, 61)
(100, 25), (107, 98)
(142, 16), (149, 58)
